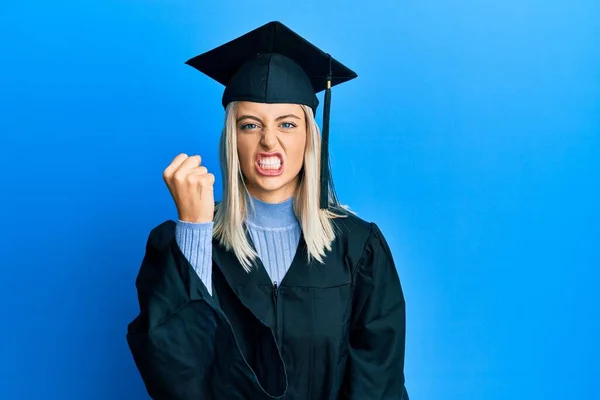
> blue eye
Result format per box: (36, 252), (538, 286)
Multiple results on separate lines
(280, 122), (296, 129)
(240, 123), (258, 130)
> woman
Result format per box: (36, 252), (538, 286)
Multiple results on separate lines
(127, 21), (410, 400)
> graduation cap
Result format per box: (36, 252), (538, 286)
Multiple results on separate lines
(185, 21), (357, 210)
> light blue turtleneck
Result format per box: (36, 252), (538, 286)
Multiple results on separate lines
(175, 196), (301, 295)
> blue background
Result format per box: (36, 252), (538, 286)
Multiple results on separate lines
(1, 1), (598, 399)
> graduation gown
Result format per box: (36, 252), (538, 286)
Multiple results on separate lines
(126, 211), (410, 399)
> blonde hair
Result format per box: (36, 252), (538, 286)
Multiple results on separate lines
(213, 101), (348, 271)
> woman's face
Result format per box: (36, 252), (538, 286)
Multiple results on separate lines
(236, 101), (307, 203)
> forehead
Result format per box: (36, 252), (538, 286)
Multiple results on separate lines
(236, 101), (304, 118)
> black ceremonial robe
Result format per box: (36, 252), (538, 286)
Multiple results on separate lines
(126, 211), (409, 400)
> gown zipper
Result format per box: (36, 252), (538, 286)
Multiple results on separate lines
(272, 281), (281, 345)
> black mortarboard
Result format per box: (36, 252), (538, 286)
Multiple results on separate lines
(185, 21), (357, 210)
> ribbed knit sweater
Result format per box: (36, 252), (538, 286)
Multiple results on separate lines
(175, 196), (301, 295)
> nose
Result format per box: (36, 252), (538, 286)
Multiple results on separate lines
(260, 128), (278, 150)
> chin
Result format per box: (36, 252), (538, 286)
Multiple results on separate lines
(248, 173), (298, 197)
(254, 177), (288, 192)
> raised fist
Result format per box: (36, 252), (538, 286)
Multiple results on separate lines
(163, 153), (215, 223)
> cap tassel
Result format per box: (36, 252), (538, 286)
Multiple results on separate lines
(320, 58), (333, 210)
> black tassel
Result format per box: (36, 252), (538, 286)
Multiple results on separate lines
(320, 57), (333, 210)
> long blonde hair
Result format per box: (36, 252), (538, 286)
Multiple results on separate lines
(213, 101), (348, 271)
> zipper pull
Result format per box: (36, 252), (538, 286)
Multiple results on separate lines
(273, 281), (278, 299)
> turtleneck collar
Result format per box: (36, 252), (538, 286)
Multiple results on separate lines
(245, 193), (298, 229)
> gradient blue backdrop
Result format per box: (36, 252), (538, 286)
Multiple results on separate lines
(1, 1), (598, 399)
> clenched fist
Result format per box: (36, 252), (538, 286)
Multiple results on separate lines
(163, 153), (215, 223)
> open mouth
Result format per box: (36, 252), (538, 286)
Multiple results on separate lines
(256, 153), (284, 176)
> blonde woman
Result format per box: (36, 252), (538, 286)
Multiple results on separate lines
(127, 21), (410, 400)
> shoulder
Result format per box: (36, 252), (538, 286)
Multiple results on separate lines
(330, 207), (372, 240)
(328, 209), (401, 298)
(329, 206), (390, 266)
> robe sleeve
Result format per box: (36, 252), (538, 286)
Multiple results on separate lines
(126, 220), (287, 400)
(342, 223), (410, 400)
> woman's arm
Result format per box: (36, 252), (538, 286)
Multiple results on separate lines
(175, 220), (214, 295)
(341, 223), (410, 400)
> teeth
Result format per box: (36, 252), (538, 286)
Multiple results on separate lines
(258, 156), (281, 170)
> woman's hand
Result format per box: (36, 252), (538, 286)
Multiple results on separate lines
(163, 153), (215, 223)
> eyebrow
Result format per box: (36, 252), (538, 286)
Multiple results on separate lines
(236, 115), (263, 124)
(275, 114), (301, 121)
(236, 114), (301, 124)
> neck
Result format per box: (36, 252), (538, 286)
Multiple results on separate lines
(246, 193), (298, 229)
